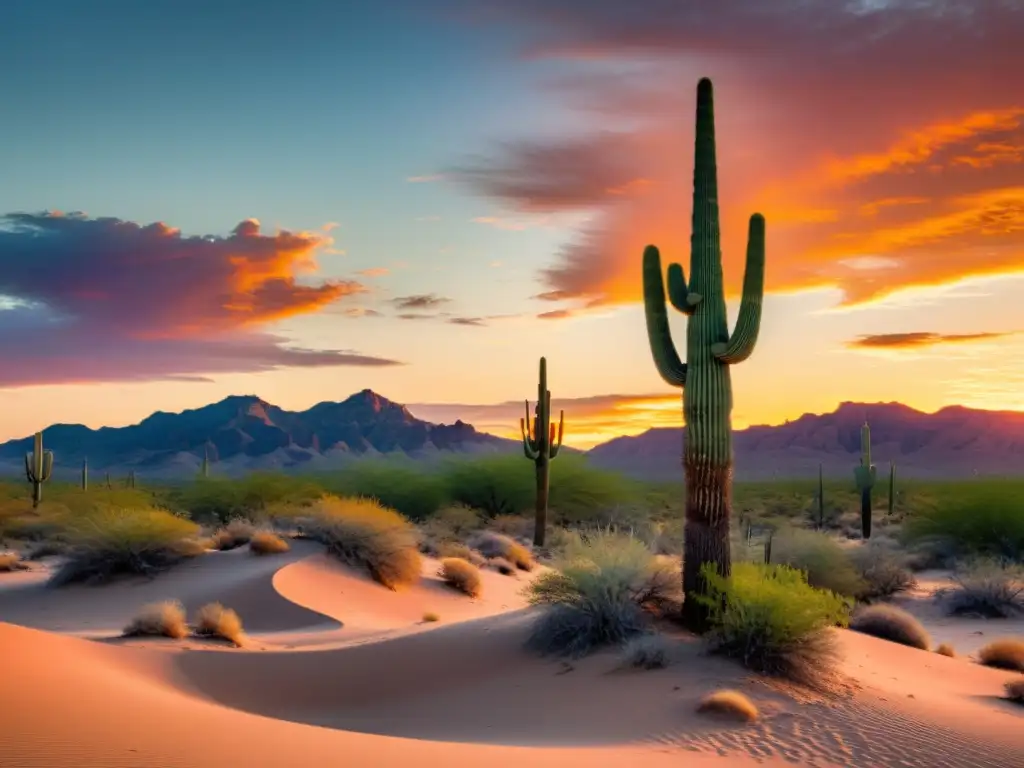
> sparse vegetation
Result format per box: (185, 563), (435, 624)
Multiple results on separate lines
(122, 600), (189, 639)
(849, 539), (917, 600)
(939, 559), (1024, 618)
(525, 531), (681, 658)
(769, 528), (866, 597)
(0, 552), (30, 572)
(249, 530), (291, 555)
(696, 690), (760, 723)
(422, 611), (440, 622)
(468, 530), (535, 571)
(192, 602), (245, 646)
(977, 639), (1024, 672)
(304, 495), (422, 590)
(439, 557), (482, 597)
(435, 541), (486, 567)
(1005, 677), (1024, 704)
(698, 562), (851, 687)
(620, 633), (674, 669)
(935, 642), (956, 657)
(904, 481), (1024, 560)
(212, 518), (255, 550)
(849, 604), (931, 650)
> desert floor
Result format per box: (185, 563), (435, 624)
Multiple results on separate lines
(0, 543), (1021, 768)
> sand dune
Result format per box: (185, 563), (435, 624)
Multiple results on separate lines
(1, 545), (1021, 768)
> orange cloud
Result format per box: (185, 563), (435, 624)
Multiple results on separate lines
(847, 332), (1012, 350)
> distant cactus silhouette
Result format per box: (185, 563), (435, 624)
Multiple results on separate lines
(887, 462), (896, 518)
(127, 469), (136, 489)
(519, 356), (564, 547)
(201, 446), (210, 478)
(81, 457), (88, 491)
(816, 463), (825, 529)
(642, 77), (766, 630)
(854, 422), (876, 539)
(24, 431), (53, 508)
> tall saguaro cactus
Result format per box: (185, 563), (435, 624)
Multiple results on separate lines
(854, 422), (876, 539)
(520, 356), (564, 547)
(25, 431), (54, 509)
(642, 77), (767, 630)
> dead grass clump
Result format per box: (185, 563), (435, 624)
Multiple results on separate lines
(977, 638), (1024, 672)
(939, 559), (1024, 618)
(439, 557), (483, 597)
(49, 508), (201, 586)
(468, 530), (534, 571)
(1005, 677), (1024, 704)
(0, 552), (30, 572)
(850, 604), (931, 650)
(696, 690), (759, 723)
(436, 541), (486, 567)
(422, 611), (440, 622)
(620, 633), (674, 670)
(249, 530), (291, 555)
(305, 495), (422, 590)
(192, 602), (245, 646)
(489, 556), (516, 576)
(211, 518), (255, 551)
(122, 600), (189, 639)
(849, 540), (917, 600)
(935, 642), (956, 657)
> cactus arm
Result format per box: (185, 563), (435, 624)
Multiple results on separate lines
(666, 263), (702, 315)
(42, 451), (53, 481)
(549, 410), (564, 459)
(712, 213), (766, 364)
(642, 245), (687, 388)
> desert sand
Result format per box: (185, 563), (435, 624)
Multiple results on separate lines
(1, 548), (1021, 768)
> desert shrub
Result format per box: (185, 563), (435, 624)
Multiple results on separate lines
(122, 600), (188, 639)
(487, 513), (534, 539)
(935, 642), (956, 657)
(0, 552), (30, 572)
(304, 495), (422, 590)
(211, 518), (255, 551)
(25, 540), (66, 559)
(849, 604), (930, 650)
(468, 530), (535, 571)
(418, 504), (482, 555)
(620, 633), (674, 669)
(49, 508), (201, 586)
(904, 481), (1024, 560)
(489, 557), (516, 576)
(696, 690), (759, 722)
(435, 541), (486, 567)
(938, 559), (1024, 618)
(768, 528), (865, 597)
(422, 611), (440, 623)
(170, 474), (324, 525)
(324, 460), (447, 521)
(192, 602), (245, 646)
(849, 539), (917, 600)
(1006, 678), (1024, 704)
(439, 557), (482, 597)
(698, 562), (851, 686)
(249, 530), (291, 555)
(525, 531), (681, 657)
(977, 639), (1024, 671)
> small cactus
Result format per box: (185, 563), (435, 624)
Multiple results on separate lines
(82, 457), (88, 491)
(853, 422), (877, 539)
(24, 431), (54, 508)
(520, 356), (564, 547)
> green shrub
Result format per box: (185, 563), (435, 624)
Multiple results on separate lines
(525, 531), (681, 657)
(698, 561), (851, 686)
(904, 481), (1024, 560)
(849, 604), (930, 650)
(170, 474), (324, 525)
(939, 558), (1024, 618)
(49, 508), (202, 586)
(321, 460), (446, 521)
(769, 528), (866, 597)
(304, 495), (422, 590)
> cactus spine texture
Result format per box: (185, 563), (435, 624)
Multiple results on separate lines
(25, 431), (54, 509)
(854, 421), (876, 539)
(642, 78), (766, 630)
(520, 356), (564, 547)
(82, 457), (88, 491)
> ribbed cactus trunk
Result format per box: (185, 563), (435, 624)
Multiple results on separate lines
(25, 431), (54, 509)
(643, 78), (766, 632)
(854, 422), (876, 540)
(520, 357), (564, 547)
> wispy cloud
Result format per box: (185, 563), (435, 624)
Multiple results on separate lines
(392, 293), (453, 310)
(847, 331), (1013, 349)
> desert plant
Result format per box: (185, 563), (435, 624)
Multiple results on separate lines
(519, 356), (565, 547)
(854, 422), (877, 540)
(768, 528), (865, 597)
(212, 518), (255, 551)
(849, 604), (930, 650)
(304, 495), (422, 590)
(904, 481), (1024, 560)
(849, 539), (916, 600)
(525, 531), (682, 657)
(49, 508), (201, 586)
(641, 78), (767, 630)
(939, 558), (1024, 618)
(696, 690), (759, 722)
(24, 431), (54, 509)
(435, 541), (485, 567)
(192, 602), (245, 646)
(439, 557), (482, 597)
(249, 530), (291, 555)
(620, 633), (674, 670)
(81, 457), (88, 491)
(325, 460), (447, 521)
(122, 600), (188, 639)
(977, 639), (1024, 672)
(468, 530), (535, 571)
(1005, 677), (1024, 704)
(422, 611), (440, 622)
(0, 552), (30, 572)
(935, 642), (956, 657)
(697, 561), (851, 686)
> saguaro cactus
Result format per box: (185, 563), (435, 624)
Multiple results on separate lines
(887, 462), (896, 517)
(520, 356), (564, 547)
(25, 431), (54, 509)
(82, 457), (89, 491)
(854, 422), (876, 539)
(642, 77), (767, 630)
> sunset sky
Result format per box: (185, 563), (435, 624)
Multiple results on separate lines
(2, 1), (1023, 449)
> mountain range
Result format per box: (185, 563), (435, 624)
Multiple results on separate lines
(0, 393), (1021, 482)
